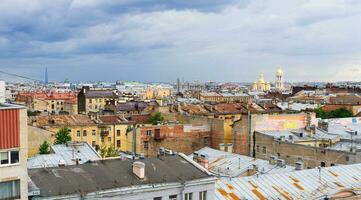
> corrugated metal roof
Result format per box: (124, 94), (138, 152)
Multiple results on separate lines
(215, 163), (361, 200)
(190, 147), (295, 178)
(28, 142), (101, 168)
(0, 108), (20, 149)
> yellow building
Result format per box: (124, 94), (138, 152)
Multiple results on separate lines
(78, 87), (118, 114)
(28, 115), (132, 154)
(145, 87), (172, 100)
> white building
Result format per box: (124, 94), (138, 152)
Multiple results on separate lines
(0, 80), (5, 103)
(0, 103), (28, 199)
(275, 68), (284, 91)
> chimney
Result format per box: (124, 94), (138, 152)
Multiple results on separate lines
(227, 143), (233, 153)
(219, 143), (225, 151)
(133, 161), (145, 179)
(58, 160), (66, 167)
(247, 164), (258, 176)
(198, 154), (209, 169)
(269, 155), (277, 165)
(295, 161), (304, 170)
(193, 152), (199, 162)
(277, 159), (286, 167)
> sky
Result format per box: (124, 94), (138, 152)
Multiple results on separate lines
(1, 0), (361, 83)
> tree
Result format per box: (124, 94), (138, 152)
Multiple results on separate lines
(99, 145), (118, 158)
(54, 127), (72, 144)
(39, 141), (50, 154)
(315, 107), (353, 119)
(148, 112), (164, 125)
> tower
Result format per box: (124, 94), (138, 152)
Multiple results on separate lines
(45, 67), (48, 85)
(275, 68), (284, 91)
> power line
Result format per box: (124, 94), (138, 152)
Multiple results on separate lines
(0, 69), (41, 82)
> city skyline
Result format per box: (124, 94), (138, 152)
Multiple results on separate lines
(0, 1), (361, 82)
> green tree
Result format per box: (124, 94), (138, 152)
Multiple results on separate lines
(315, 107), (353, 119)
(148, 112), (164, 125)
(99, 145), (118, 158)
(39, 141), (50, 154)
(54, 127), (72, 144)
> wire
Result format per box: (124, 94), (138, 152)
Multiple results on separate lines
(0, 69), (41, 82)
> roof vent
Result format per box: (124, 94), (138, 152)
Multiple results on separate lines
(58, 159), (66, 167)
(295, 161), (304, 170)
(276, 159), (286, 167)
(269, 155), (278, 165)
(132, 161), (145, 179)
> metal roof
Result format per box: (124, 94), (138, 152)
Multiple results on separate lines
(215, 163), (361, 200)
(28, 142), (101, 168)
(191, 147), (295, 178)
(28, 154), (213, 198)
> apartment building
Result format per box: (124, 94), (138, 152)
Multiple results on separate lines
(0, 103), (28, 199)
(16, 91), (77, 114)
(77, 87), (118, 114)
(28, 114), (131, 152)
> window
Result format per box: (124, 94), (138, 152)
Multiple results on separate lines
(89, 99), (92, 103)
(184, 193), (193, 200)
(169, 195), (177, 200)
(117, 130), (121, 136)
(0, 150), (19, 166)
(77, 130), (81, 137)
(92, 130), (96, 136)
(346, 156), (350, 162)
(0, 152), (9, 165)
(92, 141), (96, 147)
(146, 130), (152, 136)
(83, 130), (87, 137)
(262, 146), (266, 154)
(153, 197), (162, 200)
(199, 191), (207, 200)
(256, 145), (260, 153)
(10, 151), (19, 164)
(108, 137), (111, 142)
(0, 180), (20, 200)
(143, 141), (149, 150)
(117, 140), (121, 148)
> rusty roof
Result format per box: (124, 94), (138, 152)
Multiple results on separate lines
(29, 115), (96, 127)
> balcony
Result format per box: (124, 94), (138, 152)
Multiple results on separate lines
(100, 131), (109, 137)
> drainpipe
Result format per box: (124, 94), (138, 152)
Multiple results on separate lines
(132, 125), (137, 155)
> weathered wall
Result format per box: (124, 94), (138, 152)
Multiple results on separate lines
(233, 112), (316, 156)
(254, 131), (360, 168)
(138, 124), (210, 157)
(28, 126), (54, 157)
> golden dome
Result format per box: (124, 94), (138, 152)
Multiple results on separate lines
(276, 68), (283, 75)
(258, 73), (265, 84)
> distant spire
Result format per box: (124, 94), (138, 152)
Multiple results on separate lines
(45, 67), (48, 84)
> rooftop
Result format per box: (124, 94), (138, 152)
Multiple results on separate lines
(0, 103), (25, 110)
(215, 163), (361, 200)
(28, 142), (101, 169)
(191, 147), (295, 178)
(28, 154), (212, 198)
